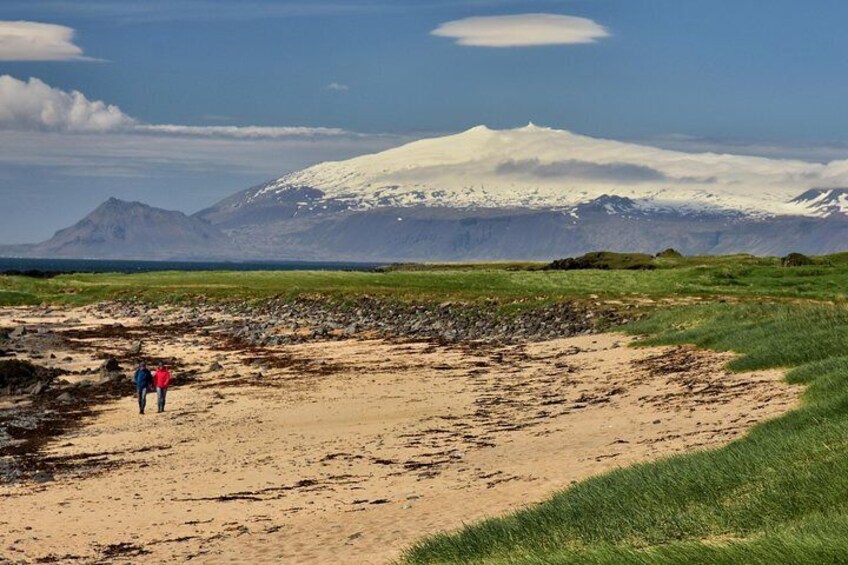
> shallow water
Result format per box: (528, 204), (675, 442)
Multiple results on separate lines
(0, 257), (382, 274)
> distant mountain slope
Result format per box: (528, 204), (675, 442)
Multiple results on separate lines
(2, 198), (236, 260)
(199, 202), (848, 262)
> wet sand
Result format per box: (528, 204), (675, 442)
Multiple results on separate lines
(0, 306), (800, 564)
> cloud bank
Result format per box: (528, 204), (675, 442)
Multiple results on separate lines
(0, 21), (94, 61)
(0, 75), (359, 138)
(431, 14), (609, 47)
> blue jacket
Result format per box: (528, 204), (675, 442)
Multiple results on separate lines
(134, 368), (153, 391)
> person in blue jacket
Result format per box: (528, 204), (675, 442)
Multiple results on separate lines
(133, 361), (153, 414)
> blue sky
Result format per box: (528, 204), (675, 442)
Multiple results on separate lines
(3, 0), (848, 242)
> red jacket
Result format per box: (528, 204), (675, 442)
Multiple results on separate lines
(153, 368), (171, 389)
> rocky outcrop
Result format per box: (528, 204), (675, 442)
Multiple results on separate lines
(0, 359), (64, 396)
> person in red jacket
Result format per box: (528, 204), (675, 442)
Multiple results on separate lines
(153, 362), (172, 413)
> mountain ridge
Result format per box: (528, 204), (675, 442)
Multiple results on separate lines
(0, 198), (235, 260)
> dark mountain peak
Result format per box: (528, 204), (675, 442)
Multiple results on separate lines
(98, 196), (143, 209)
(17, 199), (236, 260)
(575, 194), (638, 215)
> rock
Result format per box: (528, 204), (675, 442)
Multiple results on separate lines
(9, 326), (26, 338)
(101, 358), (121, 373)
(28, 381), (49, 395)
(31, 471), (54, 484)
(128, 341), (143, 355)
(97, 372), (123, 385)
(655, 248), (683, 259)
(0, 359), (62, 396)
(781, 252), (815, 267)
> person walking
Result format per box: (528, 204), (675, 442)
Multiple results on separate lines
(153, 362), (172, 413)
(133, 362), (153, 415)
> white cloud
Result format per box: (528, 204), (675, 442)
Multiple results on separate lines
(0, 75), (362, 138)
(0, 76), (133, 132)
(326, 82), (350, 92)
(0, 75), (406, 182)
(431, 13), (609, 48)
(0, 21), (95, 61)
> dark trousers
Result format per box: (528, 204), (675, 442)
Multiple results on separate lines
(137, 388), (147, 413)
(157, 387), (167, 412)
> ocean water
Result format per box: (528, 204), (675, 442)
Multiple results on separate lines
(0, 257), (383, 274)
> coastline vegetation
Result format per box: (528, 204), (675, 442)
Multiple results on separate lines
(403, 303), (848, 563)
(1, 252), (848, 306)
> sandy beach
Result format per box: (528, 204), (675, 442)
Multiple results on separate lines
(0, 305), (800, 564)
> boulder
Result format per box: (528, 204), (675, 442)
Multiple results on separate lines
(655, 248), (684, 259)
(0, 359), (62, 396)
(781, 252), (816, 267)
(101, 358), (121, 373)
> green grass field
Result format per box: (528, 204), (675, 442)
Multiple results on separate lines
(4, 254), (848, 562)
(2, 253), (848, 306)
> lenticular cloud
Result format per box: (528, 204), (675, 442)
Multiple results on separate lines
(432, 14), (610, 47)
(0, 21), (93, 61)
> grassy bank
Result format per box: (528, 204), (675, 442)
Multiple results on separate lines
(2, 253), (848, 306)
(403, 303), (848, 564)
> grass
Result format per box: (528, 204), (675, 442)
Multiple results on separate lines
(2, 253), (848, 306)
(402, 303), (848, 563)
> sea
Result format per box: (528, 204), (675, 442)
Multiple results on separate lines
(0, 257), (384, 275)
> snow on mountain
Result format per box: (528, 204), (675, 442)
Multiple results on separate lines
(247, 124), (848, 217)
(791, 188), (848, 217)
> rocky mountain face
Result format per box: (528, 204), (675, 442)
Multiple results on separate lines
(6, 126), (848, 261)
(1, 198), (235, 260)
(791, 189), (848, 217)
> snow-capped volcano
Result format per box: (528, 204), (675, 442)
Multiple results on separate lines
(247, 123), (842, 217)
(20, 124), (848, 262)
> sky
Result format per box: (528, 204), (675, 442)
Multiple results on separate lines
(4, 0), (848, 242)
